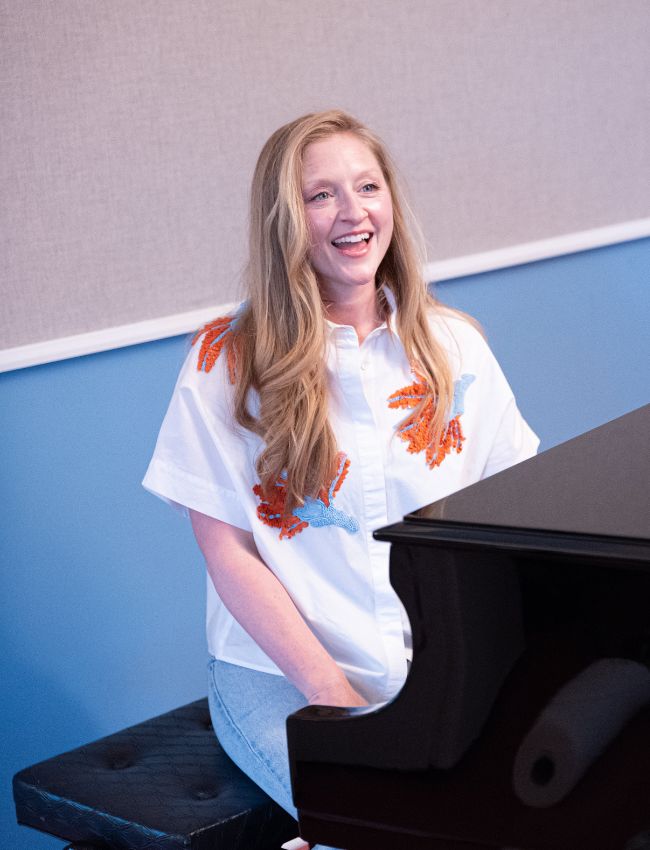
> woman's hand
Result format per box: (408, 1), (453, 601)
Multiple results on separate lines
(307, 675), (368, 707)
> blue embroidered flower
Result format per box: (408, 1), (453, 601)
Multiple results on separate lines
(253, 452), (358, 539)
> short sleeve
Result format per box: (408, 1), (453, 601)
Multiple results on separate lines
(475, 337), (540, 479)
(142, 350), (252, 531)
(481, 395), (540, 479)
(436, 313), (540, 481)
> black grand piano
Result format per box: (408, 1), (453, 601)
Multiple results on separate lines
(287, 404), (650, 850)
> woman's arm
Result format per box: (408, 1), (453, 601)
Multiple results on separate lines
(190, 509), (368, 707)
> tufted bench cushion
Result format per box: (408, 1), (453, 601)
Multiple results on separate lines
(13, 698), (297, 850)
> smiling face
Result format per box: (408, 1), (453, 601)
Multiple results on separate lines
(301, 132), (394, 305)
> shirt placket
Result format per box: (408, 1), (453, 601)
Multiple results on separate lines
(334, 327), (408, 698)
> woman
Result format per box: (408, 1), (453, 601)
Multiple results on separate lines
(143, 110), (539, 844)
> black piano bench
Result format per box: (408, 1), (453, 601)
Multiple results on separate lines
(12, 698), (297, 850)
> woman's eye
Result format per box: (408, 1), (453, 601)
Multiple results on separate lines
(361, 183), (379, 193)
(309, 190), (330, 202)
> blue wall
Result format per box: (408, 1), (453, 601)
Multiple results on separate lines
(1, 238), (649, 847)
(435, 239), (649, 447)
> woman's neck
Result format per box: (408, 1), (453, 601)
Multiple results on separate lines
(322, 284), (384, 344)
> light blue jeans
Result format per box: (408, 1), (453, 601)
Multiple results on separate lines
(207, 657), (341, 850)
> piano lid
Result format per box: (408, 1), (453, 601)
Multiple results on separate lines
(407, 404), (649, 542)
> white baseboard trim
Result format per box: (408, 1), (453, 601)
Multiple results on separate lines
(2, 218), (649, 373)
(425, 217), (650, 282)
(0, 303), (238, 374)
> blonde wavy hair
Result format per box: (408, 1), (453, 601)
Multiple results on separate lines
(231, 109), (454, 514)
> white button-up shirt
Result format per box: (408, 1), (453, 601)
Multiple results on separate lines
(143, 298), (539, 703)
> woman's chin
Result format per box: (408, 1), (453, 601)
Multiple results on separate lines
(317, 272), (379, 301)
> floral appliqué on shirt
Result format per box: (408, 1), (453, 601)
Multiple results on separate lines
(253, 452), (359, 540)
(388, 373), (476, 469)
(192, 317), (357, 540)
(192, 314), (239, 382)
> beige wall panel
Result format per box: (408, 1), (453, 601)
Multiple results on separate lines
(2, 0), (649, 349)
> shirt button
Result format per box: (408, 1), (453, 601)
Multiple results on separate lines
(360, 361), (368, 371)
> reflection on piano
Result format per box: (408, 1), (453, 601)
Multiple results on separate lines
(287, 405), (650, 850)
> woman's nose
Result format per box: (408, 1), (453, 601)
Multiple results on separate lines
(338, 190), (365, 222)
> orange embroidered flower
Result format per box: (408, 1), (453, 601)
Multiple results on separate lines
(192, 315), (238, 383)
(253, 452), (358, 540)
(388, 373), (475, 469)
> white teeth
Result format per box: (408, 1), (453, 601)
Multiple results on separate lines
(333, 232), (370, 245)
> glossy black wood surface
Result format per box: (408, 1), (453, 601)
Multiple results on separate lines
(409, 404), (649, 538)
(287, 405), (650, 850)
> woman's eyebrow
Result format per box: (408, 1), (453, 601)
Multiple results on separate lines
(302, 178), (330, 192)
(302, 169), (382, 191)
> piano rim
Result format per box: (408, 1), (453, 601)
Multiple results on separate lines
(373, 518), (650, 569)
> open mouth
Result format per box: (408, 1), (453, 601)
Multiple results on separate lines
(331, 232), (372, 249)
